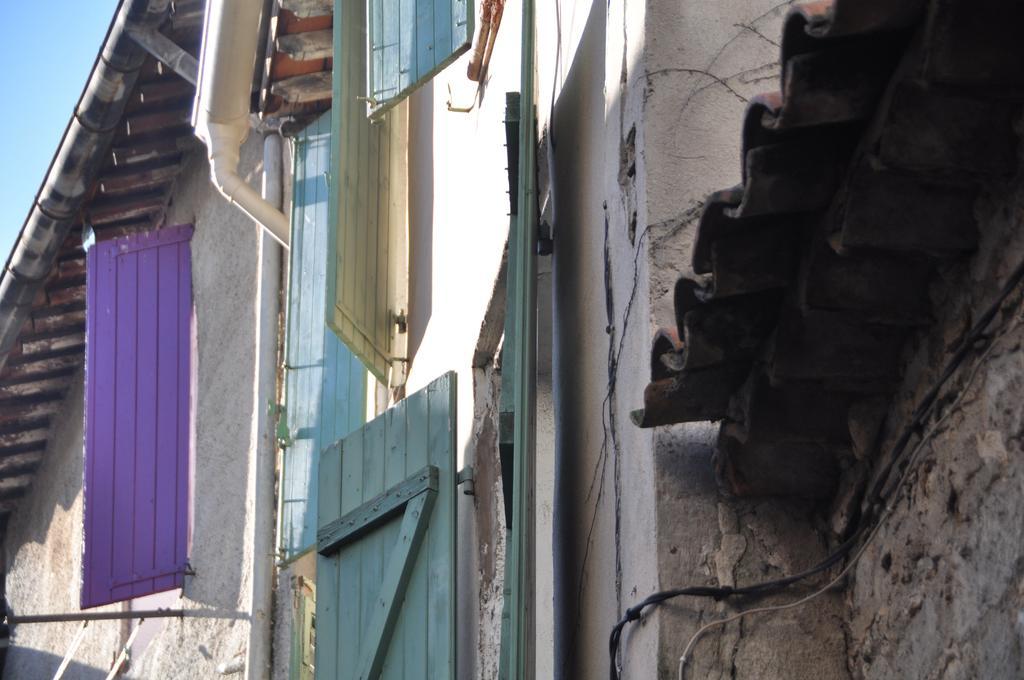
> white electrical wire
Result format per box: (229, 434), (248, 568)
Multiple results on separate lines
(677, 307), (1022, 680)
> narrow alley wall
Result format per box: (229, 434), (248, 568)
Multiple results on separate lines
(544, 0), (849, 677)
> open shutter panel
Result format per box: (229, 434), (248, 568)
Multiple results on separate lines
(290, 578), (317, 680)
(367, 0), (473, 114)
(281, 112), (368, 560)
(82, 225), (193, 609)
(330, 0), (410, 386)
(316, 372), (456, 680)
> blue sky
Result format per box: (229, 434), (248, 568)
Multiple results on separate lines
(1, 1), (121, 260)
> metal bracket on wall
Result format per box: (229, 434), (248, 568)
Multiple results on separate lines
(458, 466), (476, 496)
(52, 620), (89, 680)
(447, 82), (479, 113)
(126, 26), (199, 85)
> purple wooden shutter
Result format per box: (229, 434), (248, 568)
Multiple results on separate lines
(82, 225), (194, 609)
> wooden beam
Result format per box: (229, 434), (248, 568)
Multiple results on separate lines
(276, 29), (333, 61)
(111, 133), (197, 166)
(3, 348), (83, 382)
(31, 302), (87, 335)
(56, 255), (86, 279)
(0, 370), (75, 400)
(134, 78), (194, 106)
(356, 491), (436, 680)
(124, 106), (192, 136)
(0, 425), (51, 450)
(87, 190), (167, 225)
(98, 159), (181, 195)
(270, 71), (331, 104)
(279, 0), (332, 19)
(318, 466), (438, 555)
(21, 329), (85, 356)
(168, 0), (206, 29)
(0, 453), (42, 476)
(46, 283), (86, 307)
(0, 441), (48, 460)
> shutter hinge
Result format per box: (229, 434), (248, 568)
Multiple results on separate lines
(394, 310), (408, 334)
(269, 401), (292, 449)
(457, 466), (475, 496)
(537, 221), (553, 256)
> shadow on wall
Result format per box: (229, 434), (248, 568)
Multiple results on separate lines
(5, 373), (85, 553)
(184, 192), (263, 613)
(3, 646), (107, 680)
(408, 84), (435, 362)
(548, 0), (609, 678)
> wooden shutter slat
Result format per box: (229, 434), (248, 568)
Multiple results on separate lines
(131, 246), (159, 593)
(368, 0), (472, 113)
(156, 240), (188, 592)
(339, 418), (365, 669)
(331, 1), (409, 385)
(83, 237), (117, 607)
(317, 372), (456, 679)
(426, 377), (455, 678)
(401, 374), (429, 673)
(176, 239), (192, 578)
(281, 113), (367, 559)
(316, 436), (343, 678)
(109, 249), (138, 602)
(357, 490), (435, 679)
(432, 0), (453, 64)
(82, 225), (193, 609)
(399, 0), (415, 92)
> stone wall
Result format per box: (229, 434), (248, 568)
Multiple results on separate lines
(846, 140), (1024, 680)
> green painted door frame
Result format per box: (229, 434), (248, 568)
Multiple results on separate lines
(505, 0), (538, 677)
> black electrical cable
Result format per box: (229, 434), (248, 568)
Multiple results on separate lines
(608, 254), (1024, 680)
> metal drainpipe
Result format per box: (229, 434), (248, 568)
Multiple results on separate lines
(0, 0), (171, 375)
(192, 0), (290, 247)
(244, 127), (284, 680)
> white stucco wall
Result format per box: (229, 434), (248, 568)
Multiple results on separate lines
(399, 4), (533, 678)
(2, 135), (281, 679)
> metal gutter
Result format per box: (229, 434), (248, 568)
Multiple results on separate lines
(0, 0), (172, 376)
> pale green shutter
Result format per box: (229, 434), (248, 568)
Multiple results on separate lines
(330, 0), (410, 385)
(316, 372), (457, 680)
(290, 578), (316, 680)
(281, 112), (367, 560)
(367, 0), (473, 114)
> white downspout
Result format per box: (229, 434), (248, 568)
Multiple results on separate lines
(193, 0), (290, 247)
(194, 3), (288, 679)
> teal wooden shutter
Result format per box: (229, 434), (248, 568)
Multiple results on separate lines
(504, 1), (539, 675)
(280, 113), (368, 560)
(331, 0), (410, 386)
(316, 372), (457, 680)
(367, 0), (473, 114)
(290, 578), (317, 680)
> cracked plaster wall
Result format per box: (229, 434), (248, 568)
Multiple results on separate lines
(544, 0), (846, 677)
